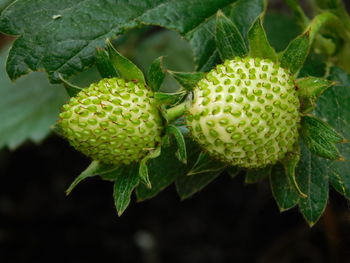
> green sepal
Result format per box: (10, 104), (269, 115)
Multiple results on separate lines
(100, 166), (126, 181)
(166, 125), (187, 164)
(139, 147), (162, 188)
(163, 101), (188, 123)
(187, 152), (227, 176)
(154, 90), (187, 106)
(226, 166), (240, 178)
(66, 160), (118, 195)
(280, 31), (310, 76)
(248, 16), (277, 62)
(168, 71), (205, 91)
(95, 47), (120, 79)
(300, 115), (344, 160)
(175, 169), (224, 200)
(281, 144), (308, 198)
(245, 166), (271, 184)
(270, 163), (299, 211)
(296, 77), (335, 113)
(215, 10), (248, 61)
(113, 164), (140, 216)
(136, 138), (194, 202)
(147, 56), (166, 92)
(106, 40), (146, 85)
(58, 74), (83, 97)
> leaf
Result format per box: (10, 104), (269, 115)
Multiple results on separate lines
(0, 46), (68, 149)
(296, 76), (335, 113)
(297, 143), (329, 226)
(147, 56), (165, 92)
(0, 0), (265, 82)
(66, 161), (118, 195)
(113, 164), (140, 216)
(95, 47), (120, 79)
(187, 152), (227, 176)
(136, 138), (201, 201)
(248, 17), (277, 62)
(245, 166), (271, 184)
(176, 169), (224, 200)
(58, 74), (83, 97)
(215, 10), (248, 61)
(106, 40), (145, 84)
(166, 125), (187, 164)
(270, 163), (299, 211)
(0, 0), (15, 13)
(300, 115), (343, 160)
(280, 31), (310, 75)
(154, 90), (187, 105)
(139, 147), (161, 188)
(167, 71), (205, 91)
(314, 67), (350, 199)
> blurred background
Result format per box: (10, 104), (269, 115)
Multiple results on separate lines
(1, 1), (350, 262)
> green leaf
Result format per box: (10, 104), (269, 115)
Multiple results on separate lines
(280, 31), (310, 75)
(66, 161), (118, 195)
(300, 115), (343, 160)
(136, 138), (201, 201)
(167, 125), (187, 164)
(106, 40), (145, 84)
(314, 67), (350, 199)
(176, 169), (224, 200)
(187, 152), (227, 176)
(147, 57), (166, 92)
(113, 164), (140, 216)
(0, 0), (14, 13)
(0, 46), (68, 149)
(296, 77), (335, 113)
(95, 47), (120, 79)
(245, 166), (271, 184)
(270, 163), (299, 211)
(167, 71), (205, 91)
(58, 74), (83, 97)
(215, 10), (248, 61)
(139, 147), (162, 188)
(297, 143), (329, 226)
(248, 17), (277, 61)
(0, 0), (265, 82)
(154, 90), (186, 105)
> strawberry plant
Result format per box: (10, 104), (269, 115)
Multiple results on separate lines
(0, 0), (350, 227)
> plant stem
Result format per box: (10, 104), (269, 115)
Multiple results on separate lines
(165, 101), (187, 122)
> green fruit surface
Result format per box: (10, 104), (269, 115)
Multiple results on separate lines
(58, 78), (163, 165)
(187, 57), (300, 168)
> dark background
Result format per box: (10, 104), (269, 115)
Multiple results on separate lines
(1, 135), (350, 263)
(1, 1), (350, 262)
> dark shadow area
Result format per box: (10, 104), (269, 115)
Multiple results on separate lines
(0, 135), (349, 263)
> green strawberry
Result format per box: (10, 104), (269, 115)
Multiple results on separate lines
(186, 57), (300, 168)
(58, 78), (163, 165)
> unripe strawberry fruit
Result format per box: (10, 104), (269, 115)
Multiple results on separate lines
(58, 78), (163, 165)
(186, 57), (300, 168)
